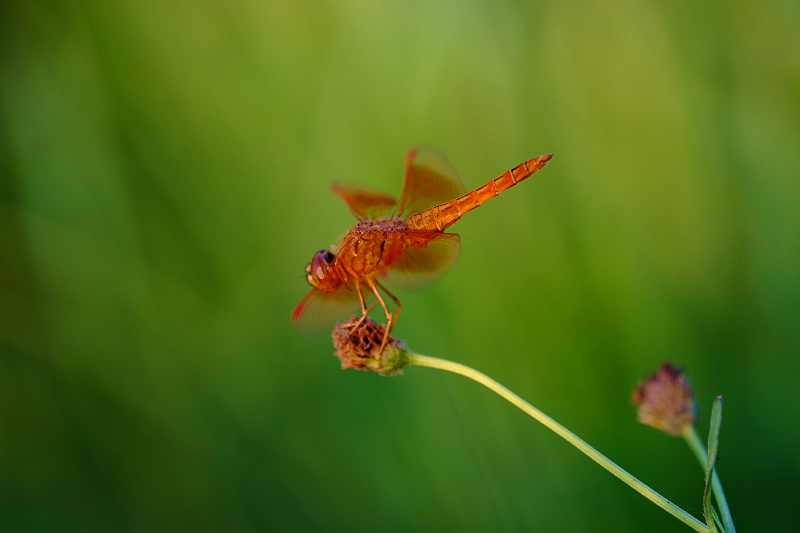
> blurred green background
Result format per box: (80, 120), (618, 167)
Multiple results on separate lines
(2, 0), (798, 531)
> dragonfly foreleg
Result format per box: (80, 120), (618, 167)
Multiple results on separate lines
(347, 279), (377, 338)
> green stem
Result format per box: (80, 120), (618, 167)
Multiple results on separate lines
(682, 426), (735, 533)
(408, 354), (709, 533)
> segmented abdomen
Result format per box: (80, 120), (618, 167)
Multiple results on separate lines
(405, 154), (552, 231)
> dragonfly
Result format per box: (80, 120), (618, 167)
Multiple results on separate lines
(293, 147), (552, 353)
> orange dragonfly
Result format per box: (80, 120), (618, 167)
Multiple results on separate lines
(293, 148), (552, 352)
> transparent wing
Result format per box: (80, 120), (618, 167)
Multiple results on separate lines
(396, 147), (467, 216)
(382, 232), (461, 291)
(332, 183), (397, 221)
(292, 285), (368, 333)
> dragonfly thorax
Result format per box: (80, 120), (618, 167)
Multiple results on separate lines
(336, 217), (409, 281)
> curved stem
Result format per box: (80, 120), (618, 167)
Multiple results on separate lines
(409, 354), (709, 533)
(682, 426), (735, 533)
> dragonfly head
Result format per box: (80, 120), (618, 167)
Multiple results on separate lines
(306, 249), (340, 292)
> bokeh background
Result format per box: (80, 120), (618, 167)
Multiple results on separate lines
(2, 1), (799, 531)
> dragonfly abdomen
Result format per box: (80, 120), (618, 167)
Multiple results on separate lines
(405, 154), (552, 231)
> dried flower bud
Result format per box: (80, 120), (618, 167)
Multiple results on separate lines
(332, 317), (410, 376)
(632, 363), (696, 436)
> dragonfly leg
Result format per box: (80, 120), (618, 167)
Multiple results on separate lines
(356, 279), (369, 315)
(368, 278), (401, 354)
(374, 279), (401, 330)
(347, 280), (376, 337)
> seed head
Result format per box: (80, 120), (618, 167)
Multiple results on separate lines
(332, 317), (410, 376)
(632, 363), (696, 436)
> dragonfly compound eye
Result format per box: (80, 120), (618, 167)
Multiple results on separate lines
(307, 249), (339, 291)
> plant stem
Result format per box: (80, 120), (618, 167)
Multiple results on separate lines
(408, 354), (709, 533)
(682, 426), (735, 533)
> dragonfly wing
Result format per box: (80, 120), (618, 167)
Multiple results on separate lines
(332, 184), (397, 220)
(292, 285), (368, 333)
(397, 147), (467, 216)
(382, 232), (461, 291)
